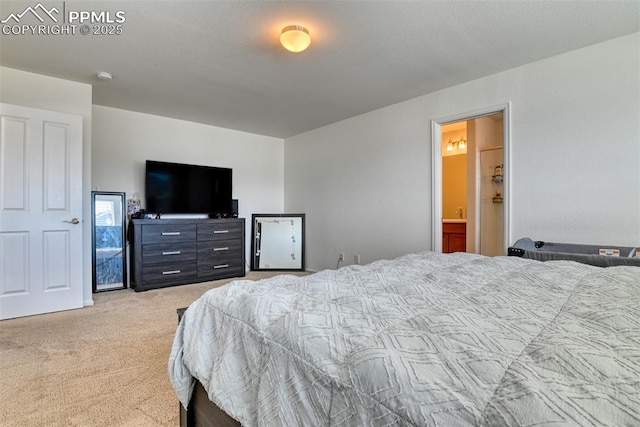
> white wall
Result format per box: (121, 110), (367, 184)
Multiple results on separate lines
(284, 33), (640, 271)
(0, 66), (94, 307)
(92, 106), (285, 265)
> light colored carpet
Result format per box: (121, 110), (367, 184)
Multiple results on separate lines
(0, 272), (296, 427)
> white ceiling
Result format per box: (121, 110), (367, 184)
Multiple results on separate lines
(1, 1), (638, 138)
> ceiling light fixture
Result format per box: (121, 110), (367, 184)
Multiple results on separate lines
(280, 25), (311, 53)
(96, 71), (112, 81)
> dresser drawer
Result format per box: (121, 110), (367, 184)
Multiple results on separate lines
(197, 257), (244, 280)
(197, 221), (243, 242)
(142, 242), (197, 265)
(142, 261), (197, 285)
(142, 224), (197, 244)
(197, 239), (242, 259)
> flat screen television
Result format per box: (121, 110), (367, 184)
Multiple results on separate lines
(145, 160), (232, 215)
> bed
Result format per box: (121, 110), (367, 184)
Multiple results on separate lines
(169, 251), (640, 426)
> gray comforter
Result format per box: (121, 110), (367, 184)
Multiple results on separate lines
(169, 251), (640, 426)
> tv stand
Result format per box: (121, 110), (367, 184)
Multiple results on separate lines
(129, 218), (245, 291)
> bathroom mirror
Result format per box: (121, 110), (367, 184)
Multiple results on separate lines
(92, 191), (127, 292)
(251, 214), (305, 271)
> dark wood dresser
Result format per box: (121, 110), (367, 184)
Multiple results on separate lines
(129, 218), (245, 291)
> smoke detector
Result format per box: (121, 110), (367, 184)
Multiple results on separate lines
(96, 71), (112, 81)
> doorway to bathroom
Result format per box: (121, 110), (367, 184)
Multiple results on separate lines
(431, 105), (510, 255)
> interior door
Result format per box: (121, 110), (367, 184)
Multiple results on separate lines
(0, 103), (83, 320)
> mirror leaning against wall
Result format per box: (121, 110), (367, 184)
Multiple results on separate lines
(251, 214), (305, 271)
(91, 191), (127, 292)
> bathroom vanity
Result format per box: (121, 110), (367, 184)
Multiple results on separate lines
(442, 220), (466, 253)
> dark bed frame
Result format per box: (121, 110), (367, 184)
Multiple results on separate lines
(177, 308), (241, 427)
(179, 380), (241, 427)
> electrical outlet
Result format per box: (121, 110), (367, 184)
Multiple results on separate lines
(338, 252), (345, 262)
(354, 254), (360, 264)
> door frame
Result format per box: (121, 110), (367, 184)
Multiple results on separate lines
(431, 103), (512, 253)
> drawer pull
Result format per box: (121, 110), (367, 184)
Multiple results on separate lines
(161, 232), (181, 236)
(213, 247), (229, 251)
(162, 251), (181, 256)
(162, 270), (181, 275)
(213, 230), (229, 234)
(213, 264), (229, 269)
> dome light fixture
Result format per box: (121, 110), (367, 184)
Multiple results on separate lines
(280, 25), (311, 53)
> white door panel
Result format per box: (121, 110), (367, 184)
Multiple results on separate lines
(0, 103), (83, 319)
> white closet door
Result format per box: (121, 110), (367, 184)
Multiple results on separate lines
(0, 103), (83, 319)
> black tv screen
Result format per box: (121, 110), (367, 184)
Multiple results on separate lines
(145, 160), (232, 214)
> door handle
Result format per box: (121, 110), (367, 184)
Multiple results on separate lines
(63, 218), (80, 224)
